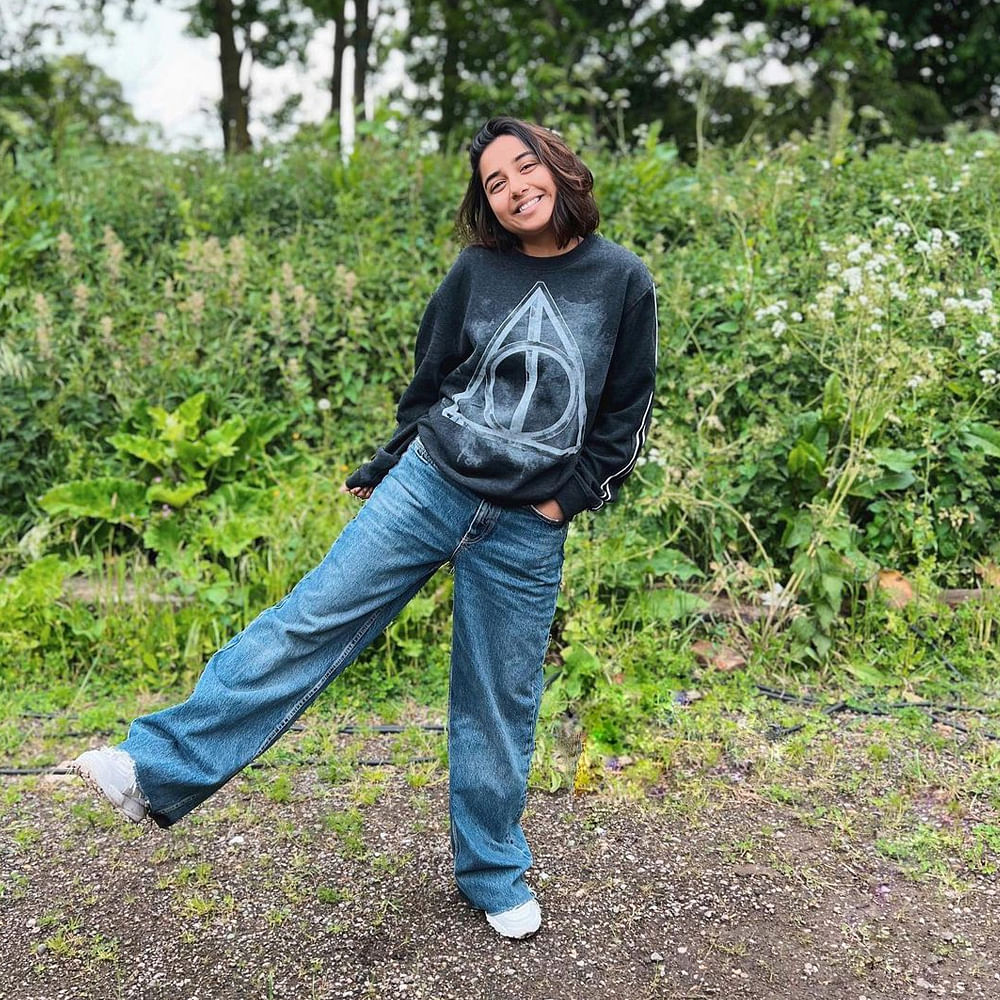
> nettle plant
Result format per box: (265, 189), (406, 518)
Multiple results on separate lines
(39, 392), (287, 580)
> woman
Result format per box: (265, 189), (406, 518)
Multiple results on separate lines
(74, 116), (658, 939)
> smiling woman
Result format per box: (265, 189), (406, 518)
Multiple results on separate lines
(72, 115), (657, 944)
(458, 117), (600, 257)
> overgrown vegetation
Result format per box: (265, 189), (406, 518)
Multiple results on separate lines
(2, 120), (999, 755)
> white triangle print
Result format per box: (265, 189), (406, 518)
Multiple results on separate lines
(442, 282), (586, 456)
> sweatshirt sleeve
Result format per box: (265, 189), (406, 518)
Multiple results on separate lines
(553, 284), (658, 519)
(345, 281), (463, 489)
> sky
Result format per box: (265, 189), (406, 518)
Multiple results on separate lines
(64, 2), (402, 150)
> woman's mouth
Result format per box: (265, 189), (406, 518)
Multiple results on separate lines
(515, 195), (543, 215)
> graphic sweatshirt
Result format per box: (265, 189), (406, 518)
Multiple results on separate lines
(345, 234), (657, 520)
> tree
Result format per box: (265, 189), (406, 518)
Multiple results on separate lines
(0, 2), (138, 153)
(398, 0), (706, 146)
(304, 0), (377, 121)
(869, 0), (1000, 133)
(184, 0), (310, 153)
(680, 0), (1000, 143)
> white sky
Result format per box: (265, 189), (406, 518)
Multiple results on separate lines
(64, 2), (404, 149)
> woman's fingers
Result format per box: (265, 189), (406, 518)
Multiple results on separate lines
(340, 484), (374, 500)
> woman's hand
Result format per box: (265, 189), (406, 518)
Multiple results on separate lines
(533, 498), (564, 523)
(340, 484), (374, 500)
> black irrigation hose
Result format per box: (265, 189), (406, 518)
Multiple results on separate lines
(1, 756), (441, 778)
(18, 714), (446, 734)
(757, 686), (1000, 741)
(3, 719), (448, 777)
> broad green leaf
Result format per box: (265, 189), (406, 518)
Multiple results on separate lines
(201, 514), (265, 558)
(175, 392), (208, 433)
(962, 422), (1000, 459)
(203, 415), (247, 461)
(843, 661), (891, 687)
(628, 588), (707, 623)
(788, 440), (825, 478)
(781, 511), (813, 549)
(173, 439), (210, 471)
(850, 471), (916, 499)
(819, 573), (844, 606)
(40, 478), (148, 523)
(108, 432), (168, 466)
(648, 548), (703, 581)
(146, 480), (207, 508)
(869, 448), (919, 473)
(143, 516), (184, 556)
(822, 373), (846, 423)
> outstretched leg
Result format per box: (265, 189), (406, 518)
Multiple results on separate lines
(113, 444), (466, 825)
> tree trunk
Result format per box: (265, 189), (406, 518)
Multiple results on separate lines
(213, 0), (251, 153)
(353, 0), (371, 119)
(331, 1), (346, 118)
(439, 0), (461, 140)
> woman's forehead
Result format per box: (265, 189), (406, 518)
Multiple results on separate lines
(479, 134), (534, 178)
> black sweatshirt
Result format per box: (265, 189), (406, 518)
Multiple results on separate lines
(346, 234), (658, 520)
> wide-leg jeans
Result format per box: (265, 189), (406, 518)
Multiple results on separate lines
(119, 437), (567, 914)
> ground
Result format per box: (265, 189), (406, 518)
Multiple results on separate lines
(1, 714), (998, 1000)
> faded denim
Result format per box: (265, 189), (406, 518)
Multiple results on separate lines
(119, 437), (566, 914)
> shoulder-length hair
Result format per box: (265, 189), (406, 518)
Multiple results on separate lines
(457, 116), (600, 251)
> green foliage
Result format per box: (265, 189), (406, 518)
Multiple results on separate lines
(37, 392), (288, 577)
(2, 122), (1000, 725)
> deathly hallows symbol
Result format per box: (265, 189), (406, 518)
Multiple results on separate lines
(442, 282), (586, 456)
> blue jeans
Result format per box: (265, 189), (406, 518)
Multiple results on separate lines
(120, 438), (567, 914)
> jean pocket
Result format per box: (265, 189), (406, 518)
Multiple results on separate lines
(412, 436), (434, 466)
(527, 504), (565, 528)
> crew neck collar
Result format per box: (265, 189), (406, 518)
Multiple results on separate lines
(507, 234), (597, 270)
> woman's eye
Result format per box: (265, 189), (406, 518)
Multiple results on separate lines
(521, 162), (536, 172)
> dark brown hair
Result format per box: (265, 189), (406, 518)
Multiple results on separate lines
(457, 117), (600, 251)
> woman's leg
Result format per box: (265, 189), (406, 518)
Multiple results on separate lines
(447, 504), (567, 915)
(116, 444), (469, 826)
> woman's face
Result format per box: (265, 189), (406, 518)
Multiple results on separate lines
(478, 134), (558, 252)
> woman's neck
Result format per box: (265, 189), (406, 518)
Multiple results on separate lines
(518, 235), (582, 258)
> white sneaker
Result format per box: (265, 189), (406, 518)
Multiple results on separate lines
(486, 898), (542, 939)
(72, 747), (150, 823)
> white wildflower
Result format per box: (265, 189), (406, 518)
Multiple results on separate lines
(929, 311), (946, 329)
(980, 369), (999, 385)
(843, 267), (863, 293)
(846, 241), (872, 263)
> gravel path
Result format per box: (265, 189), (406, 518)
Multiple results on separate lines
(2, 726), (998, 1000)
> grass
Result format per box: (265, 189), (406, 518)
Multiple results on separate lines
(3, 600), (998, 898)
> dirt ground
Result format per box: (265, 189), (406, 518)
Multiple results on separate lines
(1, 724), (998, 1000)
